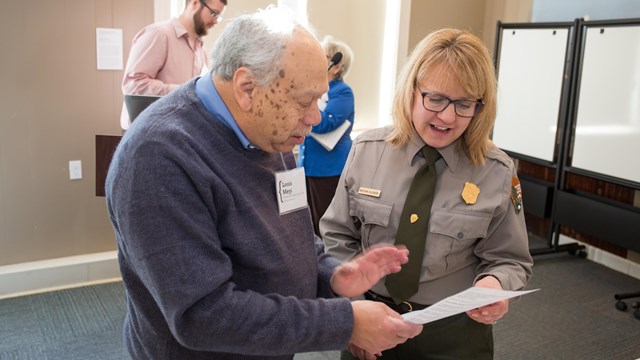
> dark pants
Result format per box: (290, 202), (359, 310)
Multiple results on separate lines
(340, 313), (493, 360)
(306, 176), (340, 236)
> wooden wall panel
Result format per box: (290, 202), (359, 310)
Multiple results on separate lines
(0, 0), (151, 265)
(518, 156), (636, 258)
(96, 135), (122, 197)
(517, 159), (555, 183)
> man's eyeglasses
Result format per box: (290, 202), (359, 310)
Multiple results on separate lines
(199, 0), (222, 20)
(418, 90), (484, 118)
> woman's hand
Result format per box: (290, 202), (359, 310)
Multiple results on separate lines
(466, 275), (509, 324)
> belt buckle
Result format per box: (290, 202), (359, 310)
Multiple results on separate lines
(401, 301), (413, 313)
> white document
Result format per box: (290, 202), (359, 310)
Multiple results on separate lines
(96, 28), (123, 70)
(402, 287), (539, 324)
(309, 120), (351, 151)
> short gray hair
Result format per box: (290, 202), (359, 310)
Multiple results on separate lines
(210, 6), (305, 86)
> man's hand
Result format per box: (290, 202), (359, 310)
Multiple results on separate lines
(346, 343), (377, 360)
(350, 300), (423, 356)
(331, 245), (409, 298)
(466, 275), (509, 324)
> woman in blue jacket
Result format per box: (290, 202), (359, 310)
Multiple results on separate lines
(298, 36), (355, 235)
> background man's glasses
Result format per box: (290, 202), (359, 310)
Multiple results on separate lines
(200, 0), (222, 20)
(419, 90), (483, 118)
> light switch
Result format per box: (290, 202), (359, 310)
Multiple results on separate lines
(69, 160), (82, 180)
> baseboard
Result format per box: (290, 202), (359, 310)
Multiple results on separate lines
(558, 235), (640, 280)
(0, 251), (121, 300)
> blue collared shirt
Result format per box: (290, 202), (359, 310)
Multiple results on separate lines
(195, 71), (259, 150)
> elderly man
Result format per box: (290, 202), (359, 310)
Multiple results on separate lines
(106, 7), (422, 360)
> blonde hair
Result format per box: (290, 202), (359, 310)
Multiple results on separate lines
(321, 36), (354, 81)
(388, 28), (497, 166)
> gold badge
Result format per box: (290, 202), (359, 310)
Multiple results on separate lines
(461, 182), (480, 205)
(410, 214), (419, 223)
(511, 176), (523, 214)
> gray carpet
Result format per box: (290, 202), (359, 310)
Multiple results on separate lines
(1, 254), (640, 359)
(0, 283), (127, 360)
(491, 254), (640, 360)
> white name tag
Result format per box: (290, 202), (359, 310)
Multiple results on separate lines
(275, 167), (308, 215)
(358, 187), (381, 198)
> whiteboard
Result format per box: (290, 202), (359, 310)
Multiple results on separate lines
(571, 25), (640, 184)
(493, 27), (570, 162)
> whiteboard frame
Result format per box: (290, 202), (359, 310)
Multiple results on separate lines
(566, 18), (640, 189)
(492, 22), (576, 166)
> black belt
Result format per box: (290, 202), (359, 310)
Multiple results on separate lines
(365, 290), (429, 314)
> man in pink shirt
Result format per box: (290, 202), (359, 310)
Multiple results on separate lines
(120, 0), (227, 129)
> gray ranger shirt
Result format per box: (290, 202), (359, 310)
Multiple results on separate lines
(322, 126), (533, 305)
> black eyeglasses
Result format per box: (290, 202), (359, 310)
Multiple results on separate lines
(199, 0), (222, 20)
(418, 90), (484, 118)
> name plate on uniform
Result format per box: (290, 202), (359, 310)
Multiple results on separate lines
(358, 187), (381, 198)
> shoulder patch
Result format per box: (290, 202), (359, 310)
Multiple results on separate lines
(511, 176), (523, 214)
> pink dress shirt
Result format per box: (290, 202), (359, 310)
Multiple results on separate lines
(120, 18), (207, 129)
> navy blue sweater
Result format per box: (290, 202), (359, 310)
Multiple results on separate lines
(106, 78), (354, 359)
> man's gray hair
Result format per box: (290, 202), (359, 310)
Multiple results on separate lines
(210, 6), (307, 86)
